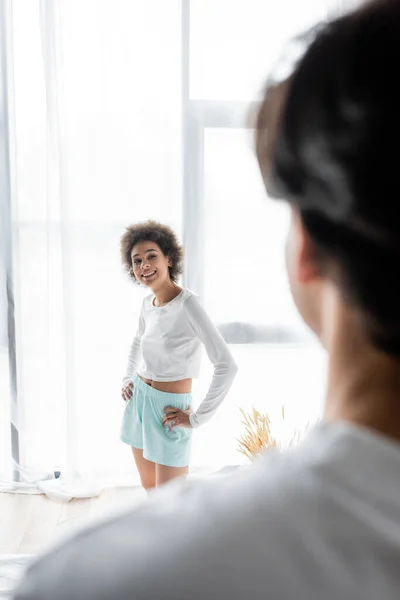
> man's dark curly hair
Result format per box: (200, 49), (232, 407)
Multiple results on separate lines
(120, 220), (184, 284)
(255, 0), (400, 356)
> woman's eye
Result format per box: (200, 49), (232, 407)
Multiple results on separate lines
(149, 255), (157, 260)
(133, 260), (141, 265)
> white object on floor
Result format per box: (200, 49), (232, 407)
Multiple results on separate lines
(0, 474), (104, 501)
(36, 474), (104, 502)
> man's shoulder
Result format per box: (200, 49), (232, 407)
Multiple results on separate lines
(16, 423), (400, 599)
(14, 426), (341, 600)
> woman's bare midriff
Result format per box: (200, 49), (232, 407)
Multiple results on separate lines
(138, 375), (192, 394)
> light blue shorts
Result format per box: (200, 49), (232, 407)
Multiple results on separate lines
(120, 375), (192, 468)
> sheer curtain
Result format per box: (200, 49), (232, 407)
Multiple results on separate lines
(0, 0), (345, 499)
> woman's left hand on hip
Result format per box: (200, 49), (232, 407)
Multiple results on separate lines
(163, 406), (193, 430)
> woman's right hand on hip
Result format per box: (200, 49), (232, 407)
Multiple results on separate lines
(122, 381), (133, 402)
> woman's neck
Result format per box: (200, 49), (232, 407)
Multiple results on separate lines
(152, 281), (182, 307)
(324, 291), (400, 442)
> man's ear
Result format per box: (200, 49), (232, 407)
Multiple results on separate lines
(292, 210), (321, 284)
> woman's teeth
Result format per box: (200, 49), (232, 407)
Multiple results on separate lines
(142, 271), (155, 278)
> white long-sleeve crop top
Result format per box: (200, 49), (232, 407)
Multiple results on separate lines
(122, 288), (238, 427)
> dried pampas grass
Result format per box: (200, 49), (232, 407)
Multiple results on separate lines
(237, 405), (315, 461)
(236, 406), (278, 462)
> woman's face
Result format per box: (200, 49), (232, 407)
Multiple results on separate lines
(130, 241), (172, 289)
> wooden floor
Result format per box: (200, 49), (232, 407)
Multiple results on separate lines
(0, 487), (146, 555)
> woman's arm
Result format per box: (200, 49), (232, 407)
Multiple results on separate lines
(183, 295), (238, 427)
(122, 307), (145, 386)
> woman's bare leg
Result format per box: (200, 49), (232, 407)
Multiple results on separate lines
(156, 464), (188, 487)
(131, 447), (156, 490)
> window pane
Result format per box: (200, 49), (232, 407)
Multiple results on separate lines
(192, 344), (326, 466)
(203, 128), (307, 335)
(190, 0), (329, 101)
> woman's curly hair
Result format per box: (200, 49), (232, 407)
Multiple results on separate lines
(120, 220), (184, 284)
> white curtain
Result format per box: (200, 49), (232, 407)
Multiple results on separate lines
(0, 0), (346, 499)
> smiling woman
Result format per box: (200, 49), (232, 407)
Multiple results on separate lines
(119, 220), (238, 489)
(121, 220), (184, 286)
